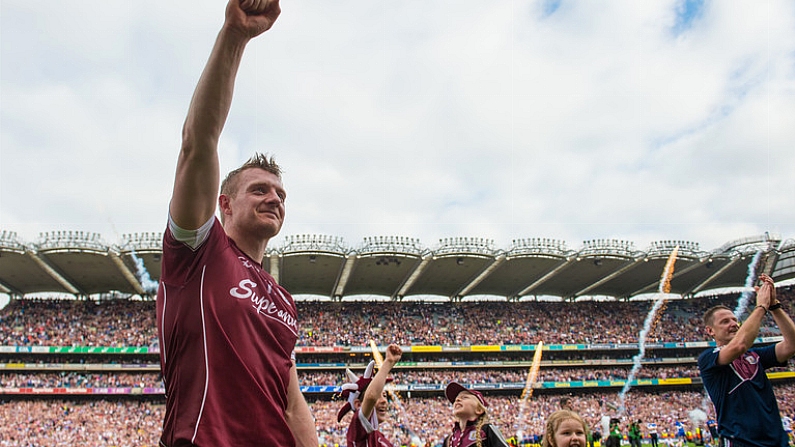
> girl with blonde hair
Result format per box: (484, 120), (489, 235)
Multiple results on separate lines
(443, 382), (510, 447)
(542, 410), (589, 447)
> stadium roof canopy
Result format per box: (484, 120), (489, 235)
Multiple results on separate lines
(1, 230), (794, 302)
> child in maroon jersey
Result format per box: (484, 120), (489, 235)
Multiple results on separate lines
(337, 344), (403, 447)
(444, 382), (510, 447)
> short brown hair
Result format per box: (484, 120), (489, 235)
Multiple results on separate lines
(703, 305), (732, 327)
(541, 410), (588, 447)
(220, 153), (282, 198)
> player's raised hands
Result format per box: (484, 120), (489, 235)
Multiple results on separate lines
(756, 274), (774, 310)
(225, 0), (281, 39)
(759, 273), (778, 306)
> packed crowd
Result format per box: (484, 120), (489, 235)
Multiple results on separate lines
(1, 385), (794, 446)
(1, 364), (710, 390)
(298, 299), (716, 346)
(0, 372), (159, 388)
(0, 289), (792, 445)
(1, 290), (792, 348)
(0, 400), (163, 447)
(0, 299), (157, 347)
(296, 365), (705, 387)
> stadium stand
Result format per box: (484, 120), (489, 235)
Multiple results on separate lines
(1, 290), (794, 446)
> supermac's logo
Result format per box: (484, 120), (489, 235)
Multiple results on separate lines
(229, 279), (298, 335)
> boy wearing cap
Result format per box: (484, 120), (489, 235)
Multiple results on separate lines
(444, 382), (510, 447)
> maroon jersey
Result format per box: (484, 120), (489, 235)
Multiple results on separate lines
(347, 408), (393, 447)
(447, 421), (484, 447)
(156, 218), (299, 446)
(445, 421), (510, 447)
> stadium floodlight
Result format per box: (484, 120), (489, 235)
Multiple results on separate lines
(508, 237), (570, 258)
(434, 236), (495, 256)
(38, 231), (107, 252)
(645, 240), (702, 260)
(578, 238), (636, 259)
(0, 231), (26, 253)
(280, 234), (348, 255)
(358, 235), (424, 256)
(121, 233), (163, 252)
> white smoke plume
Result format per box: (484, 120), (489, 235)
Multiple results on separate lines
(733, 251), (763, 319)
(130, 250), (159, 295)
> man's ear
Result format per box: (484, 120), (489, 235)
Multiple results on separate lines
(218, 195), (231, 216)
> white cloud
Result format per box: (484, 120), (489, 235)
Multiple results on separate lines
(1, 0), (793, 253)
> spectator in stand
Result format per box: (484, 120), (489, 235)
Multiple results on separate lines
(6, 292), (792, 348)
(0, 400), (164, 447)
(0, 372), (161, 388)
(2, 286), (795, 447)
(0, 299), (157, 347)
(559, 397), (575, 412)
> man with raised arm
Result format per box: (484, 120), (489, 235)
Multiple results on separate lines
(156, 1), (317, 446)
(698, 273), (795, 447)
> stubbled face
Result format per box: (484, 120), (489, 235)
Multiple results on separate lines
(706, 309), (740, 346)
(553, 419), (587, 447)
(221, 168), (286, 240)
(452, 392), (484, 422)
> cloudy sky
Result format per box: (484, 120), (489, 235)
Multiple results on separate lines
(1, 0), (794, 254)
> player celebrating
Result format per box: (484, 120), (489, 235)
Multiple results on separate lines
(156, 1), (316, 446)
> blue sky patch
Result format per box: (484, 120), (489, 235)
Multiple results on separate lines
(541, 0), (562, 18)
(673, 0), (706, 35)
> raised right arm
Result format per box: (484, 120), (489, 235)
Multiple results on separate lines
(360, 344), (403, 419)
(170, 0), (280, 230)
(717, 277), (773, 365)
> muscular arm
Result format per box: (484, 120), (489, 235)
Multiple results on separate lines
(170, 28), (244, 230)
(285, 362), (318, 447)
(170, 0), (280, 230)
